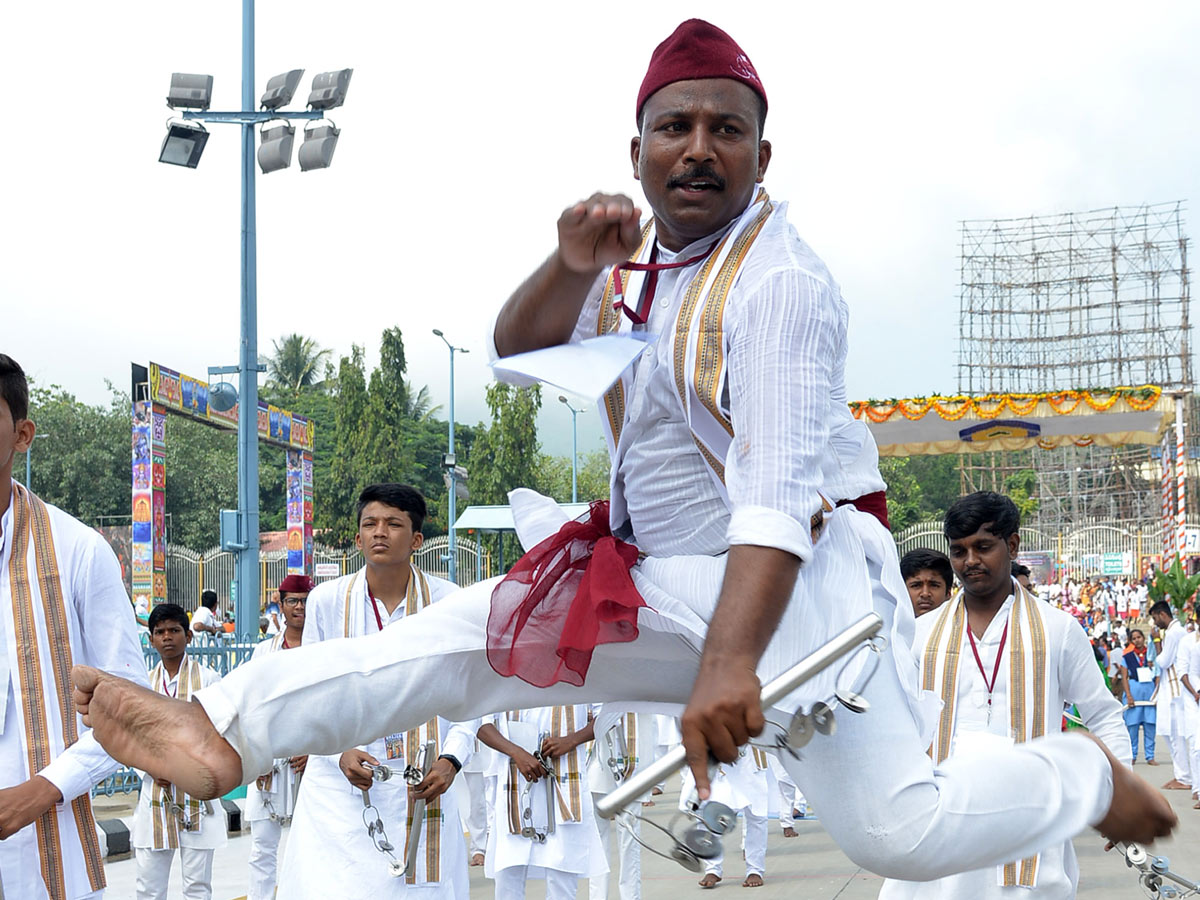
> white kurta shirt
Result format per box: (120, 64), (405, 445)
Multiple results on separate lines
(279, 567), (475, 900)
(245, 632), (302, 823)
(1157, 619), (1186, 733)
(881, 592), (1130, 899)
(0, 486), (149, 900)
(132, 657), (226, 851)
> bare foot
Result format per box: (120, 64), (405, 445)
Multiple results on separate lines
(470, 853), (485, 866)
(782, 826), (797, 838)
(1086, 734), (1176, 844)
(1147, 759), (1159, 766)
(642, 799), (656, 807)
(72, 665), (241, 799)
(1162, 778), (1190, 790)
(652, 786), (664, 796)
(699, 874), (721, 889)
(742, 875), (763, 888)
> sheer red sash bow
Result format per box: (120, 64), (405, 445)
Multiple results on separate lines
(486, 500), (646, 687)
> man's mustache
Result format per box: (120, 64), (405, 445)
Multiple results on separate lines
(667, 166), (726, 190)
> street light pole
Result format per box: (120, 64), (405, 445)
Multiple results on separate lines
(558, 396), (584, 503)
(434, 330), (469, 584)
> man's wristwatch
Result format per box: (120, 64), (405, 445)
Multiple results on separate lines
(438, 753), (463, 773)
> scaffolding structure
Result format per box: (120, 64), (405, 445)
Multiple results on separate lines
(956, 202), (1193, 534)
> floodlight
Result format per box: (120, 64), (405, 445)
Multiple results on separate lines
(260, 69), (305, 110)
(306, 69), (353, 111)
(209, 381), (238, 412)
(298, 122), (340, 171)
(159, 121), (210, 168)
(258, 121), (296, 174)
(166, 73), (213, 110)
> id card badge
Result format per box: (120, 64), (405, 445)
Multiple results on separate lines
(384, 734), (405, 761)
(1137, 667), (1155, 683)
(951, 723), (1014, 760)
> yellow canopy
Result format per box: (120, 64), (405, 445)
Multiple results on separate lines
(850, 386), (1171, 457)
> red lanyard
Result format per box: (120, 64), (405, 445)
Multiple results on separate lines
(367, 586), (385, 632)
(966, 620), (1009, 714)
(612, 241), (719, 324)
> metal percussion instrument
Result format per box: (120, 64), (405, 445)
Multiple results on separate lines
(1120, 842), (1200, 898)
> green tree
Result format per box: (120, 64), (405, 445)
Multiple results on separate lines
(533, 449), (611, 504)
(324, 346), (370, 546)
(467, 383), (543, 505)
(878, 457), (925, 532)
(1004, 468), (1040, 520)
(266, 334), (332, 397)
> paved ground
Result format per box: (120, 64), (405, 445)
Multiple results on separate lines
(96, 756), (1200, 899)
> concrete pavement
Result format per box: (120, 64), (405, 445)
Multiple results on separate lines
(95, 759), (1199, 899)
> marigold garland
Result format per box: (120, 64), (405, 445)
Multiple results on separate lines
(849, 385), (1163, 424)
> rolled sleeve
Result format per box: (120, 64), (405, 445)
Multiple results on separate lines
(723, 268), (843, 564)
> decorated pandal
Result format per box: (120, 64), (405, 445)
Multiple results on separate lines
(850, 385), (1170, 457)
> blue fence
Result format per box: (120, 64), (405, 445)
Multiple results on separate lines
(92, 634), (265, 797)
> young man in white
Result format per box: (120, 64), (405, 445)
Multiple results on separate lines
(133, 604), (224, 900)
(880, 492), (1130, 899)
(278, 483), (475, 900)
(244, 573), (311, 900)
(74, 19), (1176, 880)
(190, 591), (220, 645)
(1151, 600), (1191, 791)
(479, 704), (605, 900)
(688, 748), (769, 889)
(0, 353), (149, 900)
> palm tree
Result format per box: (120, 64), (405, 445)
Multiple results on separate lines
(403, 381), (442, 422)
(267, 334), (332, 396)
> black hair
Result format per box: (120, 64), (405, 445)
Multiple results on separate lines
(356, 483), (426, 532)
(944, 491), (1021, 542)
(1129, 628), (1145, 641)
(200, 590), (218, 609)
(637, 90), (768, 141)
(899, 549), (954, 591)
(1149, 600), (1173, 619)
(1011, 562), (1031, 578)
(0, 354), (29, 423)
(148, 602), (190, 632)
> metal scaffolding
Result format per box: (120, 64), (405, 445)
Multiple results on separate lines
(956, 202), (1193, 533)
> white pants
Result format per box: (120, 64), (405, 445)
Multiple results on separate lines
(1171, 708), (1192, 786)
(247, 817), (283, 900)
(135, 847), (215, 900)
(494, 865), (578, 900)
(704, 808), (766, 879)
(460, 770), (489, 857)
(589, 797), (641, 900)
(199, 544), (1113, 882)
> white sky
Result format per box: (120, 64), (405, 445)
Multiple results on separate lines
(5, 1), (1199, 459)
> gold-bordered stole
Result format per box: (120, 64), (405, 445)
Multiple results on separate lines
(596, 221), (655, 450)
(621, 712), (638, 781)
(405, 716), (442, 884)
(923, 597), (965, 764)
(671, 190), (774, 486)
(751, 747), (769, 770)
(150, 658), (205, 849)
(551, 705), (583, 821)
(341, 570), (362, 637)
(505, 710), (525, 835)
(11, 485), (106, 894)
(1004, 589), (1047, 888)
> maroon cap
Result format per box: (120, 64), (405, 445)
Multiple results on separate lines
(636, 19), (767, 122)
(279, 574), (314, 594)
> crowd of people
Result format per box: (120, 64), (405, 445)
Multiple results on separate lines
(1, 15), (1182, 900)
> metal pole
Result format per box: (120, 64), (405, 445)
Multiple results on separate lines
(447, 346), (457, 585)
(570, 407), (578, 503)
(234, 0), (261, 637)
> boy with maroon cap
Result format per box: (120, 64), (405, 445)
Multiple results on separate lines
(76, 19), (1174, 882)
(243, 573), (310, 900)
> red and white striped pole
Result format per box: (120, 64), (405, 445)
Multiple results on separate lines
(1175, 393), (1187, 567)
(1164, 431), (1176, 563)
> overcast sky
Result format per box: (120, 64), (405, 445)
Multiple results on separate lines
(5, 1), (1199, 459)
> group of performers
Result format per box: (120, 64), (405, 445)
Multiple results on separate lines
(0, 15), (1184, 900)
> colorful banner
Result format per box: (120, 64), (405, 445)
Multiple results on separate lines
(148, 361), (315, 450)
(151, 405), (168, 603)
(131, 400), (153, 606)
(285, 449), (316, 575)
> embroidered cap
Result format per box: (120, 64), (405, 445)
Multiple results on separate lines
(278, 573), (314, 594)
(636, 19), (767, 123)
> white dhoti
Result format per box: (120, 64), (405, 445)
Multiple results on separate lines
(197, 506), (1113, 882)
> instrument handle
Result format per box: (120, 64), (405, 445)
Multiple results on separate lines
(595, 612), (884, 819)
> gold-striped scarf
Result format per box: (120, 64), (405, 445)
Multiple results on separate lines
(148, 656), (209, 849)
(596, 188), (775, 494)
(7, 482), (106, 895)
(505, 706), (585, 834)
(609, 712), (639, 782)
(921, 586), (1049, 888)
(342, 565), (443, 883)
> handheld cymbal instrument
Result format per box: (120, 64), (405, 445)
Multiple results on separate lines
(595, 613), (885, 871)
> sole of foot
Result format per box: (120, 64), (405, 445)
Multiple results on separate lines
(72, 664), (242, 799)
